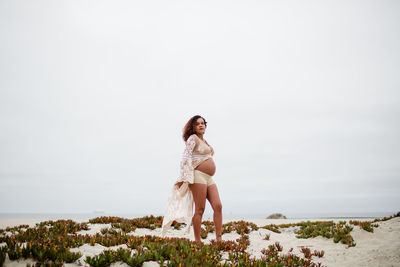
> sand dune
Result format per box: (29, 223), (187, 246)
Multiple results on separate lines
(1, 216), (399, 266)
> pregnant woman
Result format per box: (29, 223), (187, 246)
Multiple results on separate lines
(162, 115), (223, 242)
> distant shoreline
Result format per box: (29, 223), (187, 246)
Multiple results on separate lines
(0, 211), (396, 220)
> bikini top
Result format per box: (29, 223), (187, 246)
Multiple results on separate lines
(193, 135), (214, 156)
(177, 134), (214, 184)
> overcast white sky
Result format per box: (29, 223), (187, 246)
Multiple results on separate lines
(0, 0), (399, 218)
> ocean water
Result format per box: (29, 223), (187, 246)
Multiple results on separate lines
(0, 211), (397, 220)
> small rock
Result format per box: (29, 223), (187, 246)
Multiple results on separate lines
(266, 213), (287, 219)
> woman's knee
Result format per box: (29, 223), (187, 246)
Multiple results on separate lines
(213, 202), (222, 213)
(195, 206), (205, 216)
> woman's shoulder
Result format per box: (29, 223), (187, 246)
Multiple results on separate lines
(188, 133), (199, 139)
(187, 134), (199, 143)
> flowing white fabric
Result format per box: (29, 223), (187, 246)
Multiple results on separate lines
(161, 182), (194, 235)
(161, 134), (214, 235)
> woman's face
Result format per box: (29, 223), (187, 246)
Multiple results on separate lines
(194, 117), (206, 135)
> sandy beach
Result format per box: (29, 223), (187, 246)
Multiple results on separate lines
(1, 216), (399, 267)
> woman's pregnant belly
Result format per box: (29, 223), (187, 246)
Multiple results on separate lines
(195, 158), (216, 176)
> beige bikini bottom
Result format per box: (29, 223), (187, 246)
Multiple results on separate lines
(193, 169), (215, 186)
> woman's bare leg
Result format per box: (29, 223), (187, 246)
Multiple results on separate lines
(189, 183), (207, 242)
(207, 184), (223, 241)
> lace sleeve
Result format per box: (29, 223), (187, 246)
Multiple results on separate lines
(177, 134), (197, 183)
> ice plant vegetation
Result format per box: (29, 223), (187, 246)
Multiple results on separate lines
(263, 233), (270, 240)
(0, 212), (398, 266)
(348, 220), (378, 232)
(293, 220), (356, 247)
(0, 246), (6, 266)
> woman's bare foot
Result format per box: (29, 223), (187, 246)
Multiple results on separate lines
(216, 234), (222, 242)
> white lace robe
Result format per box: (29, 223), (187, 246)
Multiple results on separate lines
(161, 134), (214, 235)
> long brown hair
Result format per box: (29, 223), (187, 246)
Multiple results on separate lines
(182, 115), (207, 141)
